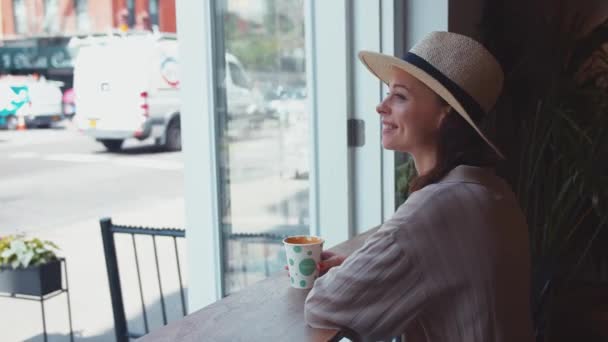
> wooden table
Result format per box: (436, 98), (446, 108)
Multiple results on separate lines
(139, 226), (380, 342)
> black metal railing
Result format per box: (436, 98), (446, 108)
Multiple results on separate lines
(100, 218), (187, 342)
(100, 218), (295, 341)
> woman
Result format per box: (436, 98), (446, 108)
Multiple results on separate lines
(304, 31), (534, 342)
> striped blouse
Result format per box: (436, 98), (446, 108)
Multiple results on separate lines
(304, 165), (534, 342)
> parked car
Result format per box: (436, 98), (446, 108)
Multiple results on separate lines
(25, 77), (64, 128)
(268, 85), (307, 126)
(0, 75), (64, 129)
(225, 53), (266, 120)
(0, 82), (27, 130)
(268, 86), (309, 179)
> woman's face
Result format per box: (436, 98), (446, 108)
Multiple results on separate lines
(377, 68), (449, 153)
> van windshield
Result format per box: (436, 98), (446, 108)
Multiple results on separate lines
(228, 62), (250, 89)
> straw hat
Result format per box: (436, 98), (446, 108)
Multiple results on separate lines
(358, 31), (505, 159)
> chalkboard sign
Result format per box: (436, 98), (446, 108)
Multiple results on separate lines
(0, 46), (73, 71)
(0, 36), (74, 72)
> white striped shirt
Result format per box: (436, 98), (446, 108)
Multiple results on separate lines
(305, 165), (534, 342)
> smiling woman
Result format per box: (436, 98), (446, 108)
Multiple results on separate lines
(304, 31), (534, 342)
(377, 69), (451, 170)
(376, 67), (499, 193)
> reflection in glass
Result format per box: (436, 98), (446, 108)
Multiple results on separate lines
(228, 62), (250, 89)
(43, 0), (60, 33)
(12, 0), (28, 35)
(213, 0), (309, 295)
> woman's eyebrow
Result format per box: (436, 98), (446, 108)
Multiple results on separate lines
(391, 84), (410, 92)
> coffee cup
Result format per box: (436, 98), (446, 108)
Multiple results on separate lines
(283, 235), (324, 289)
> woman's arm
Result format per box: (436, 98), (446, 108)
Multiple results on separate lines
(304, 228), (427, 341)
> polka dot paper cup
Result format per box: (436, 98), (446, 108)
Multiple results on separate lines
(283, 235), (324, 289)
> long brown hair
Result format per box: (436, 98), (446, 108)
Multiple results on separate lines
(408, 99), (499, 193)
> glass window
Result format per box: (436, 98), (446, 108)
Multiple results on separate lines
(12, 0), (28, 35)
(212, 0), (309, 295)
(127, 0), (135, 27)
(149, 0), (159, 27)
(43, 0), (60, 33)
(75, 0), (90, 32)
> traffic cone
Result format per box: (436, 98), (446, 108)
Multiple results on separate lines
(16, 115), (26, 131)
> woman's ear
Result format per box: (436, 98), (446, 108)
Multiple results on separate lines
(436, 105), (451, 129)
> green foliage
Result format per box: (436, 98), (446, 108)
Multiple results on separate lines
(492, 20), (608, 286)
(223, 1), (304, 72)
(395, 157), (417, 206)
(228, 38), (280, 72)
(516, 76), (608, 275)
(0, 235), (60, 269)
(479, 2), (608, 283)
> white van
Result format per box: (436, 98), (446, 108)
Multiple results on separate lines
(25, 77), (65, 128)
(225, 53), (262, 119)
(73, 32), (262, 152)
(0, 75), (64, 129)
(74, 33), (182, 151)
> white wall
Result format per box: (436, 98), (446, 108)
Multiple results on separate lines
(351, 0), (383, 235)
(306, 0), (351, 248)
(381, 0), (397, 222)
(309, 0), (398, 241)
(176, 0), (223, 312)
(350, 0), (395, 235)
(404, 0), (449, 49)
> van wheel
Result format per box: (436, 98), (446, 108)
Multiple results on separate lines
(6, 116), (17, 130)
(166, 118), (181, 151)
(100, 139), (123, 152)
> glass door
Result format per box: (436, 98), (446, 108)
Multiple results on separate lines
(210, 0), (310, 295)
(179, 0), (399, 308)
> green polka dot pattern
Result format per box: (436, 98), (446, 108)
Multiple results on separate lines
(299, 258), (316, 276)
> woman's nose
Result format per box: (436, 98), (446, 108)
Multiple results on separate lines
(376, 98), (389, 116)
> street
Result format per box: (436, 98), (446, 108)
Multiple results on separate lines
(0, 123), (186, 341)
(0, 119), (309, 341)
(0, 124), (184, 235)
(0, 1), (313, 340)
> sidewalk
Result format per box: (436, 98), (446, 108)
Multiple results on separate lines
(1, 198), (186, 342)
(1, 120), (309, 341)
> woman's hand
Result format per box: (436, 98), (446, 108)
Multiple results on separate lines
(317, 251), (345, 276)
(285, 251), (346, 277)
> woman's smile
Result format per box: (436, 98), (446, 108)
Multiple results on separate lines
(382, 120), (398, 134)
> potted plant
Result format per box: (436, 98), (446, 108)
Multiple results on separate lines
(480, 2), (608, 340)
(0, 235), (62, 296)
